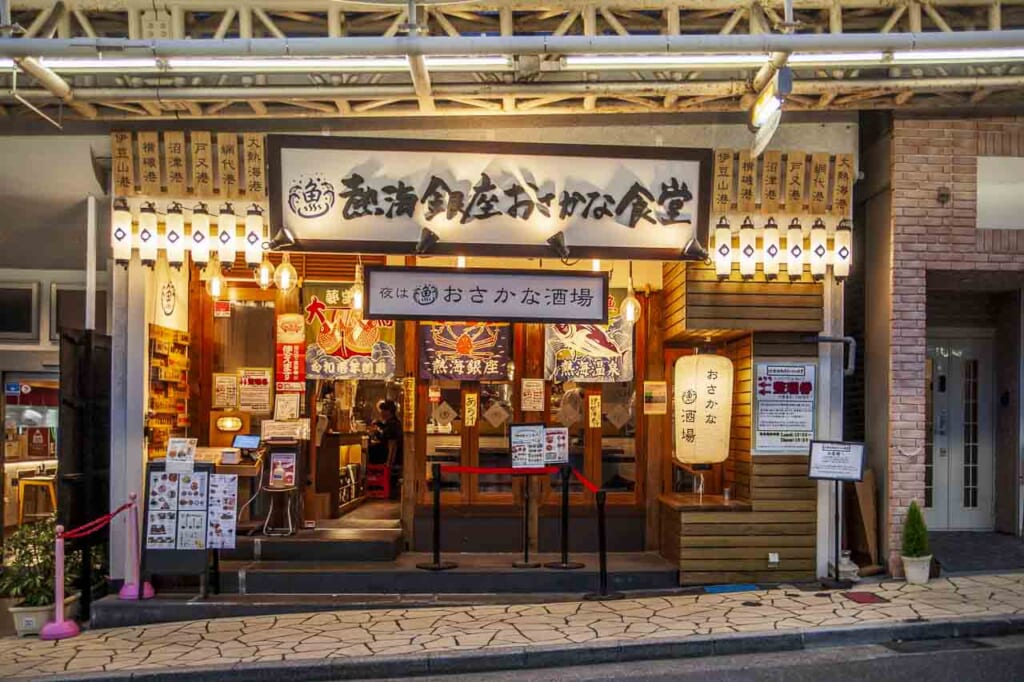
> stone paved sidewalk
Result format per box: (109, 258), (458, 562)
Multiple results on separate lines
(1, 573), (1023, 679)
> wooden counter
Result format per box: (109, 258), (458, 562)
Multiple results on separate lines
(659, 493), (751, 512)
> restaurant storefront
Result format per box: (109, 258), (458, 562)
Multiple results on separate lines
(103, 118), (856, 595)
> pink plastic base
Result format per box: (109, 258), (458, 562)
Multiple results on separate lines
(39, 619), (80, 641)
(118, 581), (155, 600)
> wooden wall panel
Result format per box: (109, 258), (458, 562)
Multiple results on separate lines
(664, 261), (823, 340)
(723, 335), (752, 501)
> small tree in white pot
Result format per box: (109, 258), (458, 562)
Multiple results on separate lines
(901, 501), (932, 585)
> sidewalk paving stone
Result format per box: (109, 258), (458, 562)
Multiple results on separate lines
(2, 573), (1024, 679)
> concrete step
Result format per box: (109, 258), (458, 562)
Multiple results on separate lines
(221, 529), (403, 562)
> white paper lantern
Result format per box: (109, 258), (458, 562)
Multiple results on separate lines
(713, 217), (732, 279)
(786, 218), (804, 280)
(164, 202), (186, 269)
(137, 202), (158, 267)
(243, 204), (265, 269)
(809, 218), (828, 281)
(218, 203), (238, 267)
(738, 217), (757, 279)
(190, 203), (211, 267)
(762, 218), (781, 280)
(673, 354), (734, 465)
(111, 197), (133, 266)
(833, 219), (852, 281)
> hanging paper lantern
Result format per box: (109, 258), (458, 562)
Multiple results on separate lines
(218, 203), (238, 267)
(713, 217), (732, 279)
(809, 218), (828, 281)
(190, 202), (211, 267)
(786, 218), (804, 280)
(762, 217), (781, 280)
(164, 202), (186, 269)
(738, 217), (756, 279)
(673, 354), (734, 465)
(833, 219), (852, 281)
(137, 202), (158, 268)
(111, 197), (133, 267)
(244, 204), (265, 269)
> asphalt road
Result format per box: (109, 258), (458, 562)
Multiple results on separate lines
(346, 634), (1024, 682)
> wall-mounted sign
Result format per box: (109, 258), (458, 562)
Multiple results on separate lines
(545, 289), (633, 383)
(212, 373), (238, 410)
(510, 423), (546, 469)
(464, 392), (479, 428)
(213, 300), (231, 318)
(808, 440), (865, 481)
(755, 362), (816, 453)
(643, 381), (668, 415)
(269, 136), (711, 260)
(673, 354), (734, 465)
(238, 367), (272, 413)
(303, 283), (397, 381)
(521, 378), (545, 413)
(365, 266), (608, 324)
(420, 322), (511, 380)
(275, 313), (306, 393)
(588, 394), (603, 429)
(402, 376), (416, 433)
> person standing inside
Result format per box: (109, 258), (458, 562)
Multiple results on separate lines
(367, 399), (402, 499)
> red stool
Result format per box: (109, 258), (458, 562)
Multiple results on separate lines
(366, 464), (391, 499)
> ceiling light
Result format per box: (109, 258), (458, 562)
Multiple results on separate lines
(563, 54), (767, 70)
(788, 52), (885, 65)
(892, 48), (1024, 63)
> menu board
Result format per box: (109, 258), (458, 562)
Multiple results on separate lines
(142, 462), (238, 582)
(808, 440), (865, 482)
(165, 437), (197, 474)
(212, 373), (239, 409)
(510, 423), (546, 469)
(238, 367), (273, 413)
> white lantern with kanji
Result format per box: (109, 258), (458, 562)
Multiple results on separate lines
(673, 354), (734, 465)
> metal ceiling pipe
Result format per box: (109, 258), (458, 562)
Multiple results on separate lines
(14, 56), (98, 117)
(1, 30), (1024, 58)
(4, 74), (1024, 104)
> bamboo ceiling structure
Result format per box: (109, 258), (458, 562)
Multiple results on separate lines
(1, 0), (1024, 122)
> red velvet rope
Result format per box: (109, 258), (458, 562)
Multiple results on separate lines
(61, 502), (133, 540)
(571, 468), (601, 494)
(439, 465), (560, 476)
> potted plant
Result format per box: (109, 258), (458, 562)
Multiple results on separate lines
(0, 516), (79, 637)
(901, 500), (932, 585)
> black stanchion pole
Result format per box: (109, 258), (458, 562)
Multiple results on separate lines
(513, 475), (539, 568)
(417, 463), (457, 571)
(585, 490), (623, 600)
(545, 464), (583, 570)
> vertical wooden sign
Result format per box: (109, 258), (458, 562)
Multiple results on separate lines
(191, 131), (214, 197)
(831, 154), (855, 217)
(137, 132), (161, 195)
(809, 153), (831, 214)
(760, 150), (783, 212)
(164, 131), (187, 196)
(217, 133), (240, 199)
(110, 131), (135, 196)
(712, 149), (734, 215)
(736, 150), (757, 213)
(784, 152), (807, 214)
(242, 134), (266, 197)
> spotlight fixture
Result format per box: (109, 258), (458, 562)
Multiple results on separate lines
(682, 237), (709, 261)
(546, 231), (571, 260)
(415, 227), (440, 255)
(264, 226), (297, 251)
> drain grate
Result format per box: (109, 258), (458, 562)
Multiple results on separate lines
(883, 638), (993, 654)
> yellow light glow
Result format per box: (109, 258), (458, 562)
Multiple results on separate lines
(738, 217), (757, 279)
(274, 253), (298, 292)
(762, 218), (781, 279)
(714, 217), (732, 279)
(786, 218), (804, 280)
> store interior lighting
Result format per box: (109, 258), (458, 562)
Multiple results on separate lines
(0, 55), (512, 73)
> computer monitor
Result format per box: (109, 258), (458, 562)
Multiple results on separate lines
(232, 434), (261, 450)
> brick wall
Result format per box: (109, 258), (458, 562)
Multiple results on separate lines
(886, 116), (1024, 571)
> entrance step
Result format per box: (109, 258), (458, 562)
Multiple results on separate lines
(222, 528), (403, 562)
(219, 552), (678, 595)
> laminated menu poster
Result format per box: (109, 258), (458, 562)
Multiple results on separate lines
(176, 511), (207, 550)
(510, 423), (546, 469)
(207, 474), (238, 549)
(165, 437), (197, 474)
(146, 510), (177, 549)
(148, 471), (179, 512)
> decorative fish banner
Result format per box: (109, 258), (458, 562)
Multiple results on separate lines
(544, 289), (634, 383)
(302, 283), (397, 380)
(420, 322), (511, 381)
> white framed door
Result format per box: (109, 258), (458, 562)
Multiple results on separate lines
(925, 335), (995, 531)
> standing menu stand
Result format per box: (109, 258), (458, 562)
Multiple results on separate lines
(141, 461), (217, 598)
(808, 440), (866, 589)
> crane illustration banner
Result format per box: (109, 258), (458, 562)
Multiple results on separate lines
(268, 136), (712, 260)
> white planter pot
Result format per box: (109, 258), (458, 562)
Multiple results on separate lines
(902, 555), (932, 585)
(8, 594), (79, 637)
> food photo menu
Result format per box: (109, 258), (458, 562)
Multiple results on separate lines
(146, 468), (238, 551)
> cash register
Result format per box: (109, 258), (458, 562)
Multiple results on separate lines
(226, 434), (260, 464)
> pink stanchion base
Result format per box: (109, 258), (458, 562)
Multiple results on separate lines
(39, 619), (80, 641)
(118, 582), (155, 600)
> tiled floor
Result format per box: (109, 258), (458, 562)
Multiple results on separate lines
(930, 532), (1024, 573)
(1, 574), (1023, 678)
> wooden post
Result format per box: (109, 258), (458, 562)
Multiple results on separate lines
(644, 291), (665, 551)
